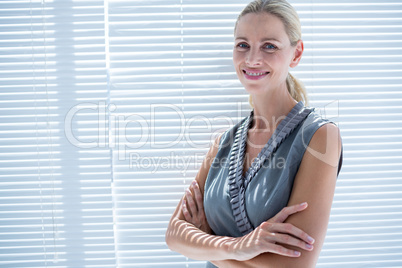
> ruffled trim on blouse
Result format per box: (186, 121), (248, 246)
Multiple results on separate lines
(228, 101), (314, 235)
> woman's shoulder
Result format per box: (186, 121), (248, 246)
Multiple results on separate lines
(297, 107), (343, 175)
(299, 107), (339, 139)
(291, 106), (341, 158)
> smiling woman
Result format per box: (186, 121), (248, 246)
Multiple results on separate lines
(165, 0), (343, 267)
(2, 0), (402, 267)
(233, 0), (309, 109)
(233, 11), (305, 113)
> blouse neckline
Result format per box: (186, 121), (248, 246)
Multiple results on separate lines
(227, 100), (314, 235)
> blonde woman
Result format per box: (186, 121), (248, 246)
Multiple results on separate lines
(166, 0), (343, 267)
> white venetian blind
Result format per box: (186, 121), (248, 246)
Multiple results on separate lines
(296, 1), (402, 267)
(0, 0), (116, 267)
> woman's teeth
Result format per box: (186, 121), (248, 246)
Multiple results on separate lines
(245, 71), (268, 76)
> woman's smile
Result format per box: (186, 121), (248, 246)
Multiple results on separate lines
(243, 69), (270, 80)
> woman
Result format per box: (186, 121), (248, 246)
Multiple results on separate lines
(166, 0), (343, 267)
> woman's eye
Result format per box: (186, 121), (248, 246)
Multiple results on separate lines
(264, 44), (277, 50)
(237, 43), (249, 49)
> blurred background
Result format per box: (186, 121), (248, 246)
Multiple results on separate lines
(1, 0), (402, 267)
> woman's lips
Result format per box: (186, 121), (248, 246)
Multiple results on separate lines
(243, 69), (270, 80)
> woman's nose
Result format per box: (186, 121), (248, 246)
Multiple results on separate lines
(246, 48), (262, 66)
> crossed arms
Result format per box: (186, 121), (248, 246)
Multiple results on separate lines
(166, 123), (342, 267)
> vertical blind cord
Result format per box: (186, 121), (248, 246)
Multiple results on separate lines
(103, 0), (119, 265)
(179, 1), (190, 267)
(30, 0), (48, 266)
(42, 0), (59, 264)
(42, 0), (59, 262)
(29, 0), (47, 267)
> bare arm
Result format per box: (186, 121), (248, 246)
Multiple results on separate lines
(165, 134), (236, 261)
(211, 123), (342, 267)
(165, 134), (316, 262)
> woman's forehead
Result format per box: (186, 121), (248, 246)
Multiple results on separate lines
(235, 12), (289, 43)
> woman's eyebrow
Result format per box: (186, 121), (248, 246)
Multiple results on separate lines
(262, 38), (281, 43)
(235, 37), (281, 42)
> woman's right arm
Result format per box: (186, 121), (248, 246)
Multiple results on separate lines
(165, 134), (237, 261)
(165, 135), (313, 262)
(165, 134), (236, 261)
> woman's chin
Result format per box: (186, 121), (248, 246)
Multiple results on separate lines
(243, 84), (270, 96)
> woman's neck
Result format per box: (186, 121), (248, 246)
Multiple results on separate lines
(250, 91), (298, 133)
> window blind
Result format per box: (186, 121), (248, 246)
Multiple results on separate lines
(0, 1), (116, 267)
(1, 0), (402, 267)
(297, 1), (402, 267)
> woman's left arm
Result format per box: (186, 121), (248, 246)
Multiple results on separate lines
(209, 123), (342, 267)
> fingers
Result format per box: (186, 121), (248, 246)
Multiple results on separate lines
(182, 199), (192, 222)
(277, 222), (314, 245)
(267, 221), (314, 244)
(261, 221), (315, 250)
(268, 232), (314, 252)
(185, 181), (203, 214)
(192, 181), (204, 212)
(271, 202), (308, 223)
(182, 181), (204, 228)
(233, 229), (304, 261)
(185, 189), (197, 218)
(265, 243), (302, 258)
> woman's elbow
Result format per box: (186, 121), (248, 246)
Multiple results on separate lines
(165, 227), (173, 250)
(165, 218), (181, 252)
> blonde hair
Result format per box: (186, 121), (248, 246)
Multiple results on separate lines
(236, 0), (309, 106)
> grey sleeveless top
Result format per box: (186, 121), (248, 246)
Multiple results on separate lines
(203, 101), (343, 267)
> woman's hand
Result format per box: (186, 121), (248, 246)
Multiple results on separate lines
(183, 184), (315, 261)
(229, 202), (315, 261)
(182, 180), (212, 234)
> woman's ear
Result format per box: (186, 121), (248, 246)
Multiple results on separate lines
(290, 40), (304, 68)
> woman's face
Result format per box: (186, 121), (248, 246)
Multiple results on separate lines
(233, 12), (303, 96)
